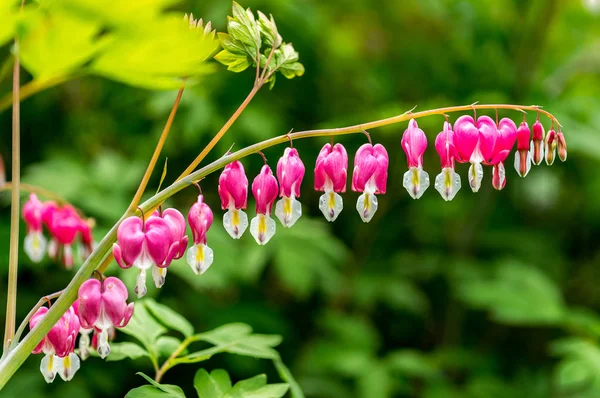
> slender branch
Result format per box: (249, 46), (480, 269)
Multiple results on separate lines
(3, 36), (21, 353)
(9, 290), (63, 350)
(154, 335), (200, 383)
(128, 83), (186, 212)
(0, 102), (561, 389)
(258, 45), (277, 85)
(0, 182), (69, 204)
(177, 84), (261, 180)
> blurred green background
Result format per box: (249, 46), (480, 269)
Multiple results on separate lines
(2, 0), (600, 397)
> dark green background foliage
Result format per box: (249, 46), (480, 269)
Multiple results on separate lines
(2, 0), (600, 397)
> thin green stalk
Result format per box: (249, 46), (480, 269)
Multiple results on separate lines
(3, 37), (21, 353)
(0, 102), (560, 389)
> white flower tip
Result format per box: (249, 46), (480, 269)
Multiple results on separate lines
(318, 191), (343, 222)
(250, 214), (276, 245)
(275, 196), (302, 227)
(514, 150), (531, 177)
(135, 269), (147, 298)
(468, 163), (483, 192)
(152, 266), (167, 289)
(57, 353), (80, 382)
(223, 209), (248, 239)
(356, 192), (378, 222)
(24, 231), (47, 263)
(186, 244), (214, 275)
(40, 354), (57, 384)
(403, 167), (430, 199)
(435, 168), (461, 201)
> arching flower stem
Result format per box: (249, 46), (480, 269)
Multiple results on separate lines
(0, 102), (561, 389)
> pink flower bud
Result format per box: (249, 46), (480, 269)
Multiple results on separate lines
(401, 119), (428, 168)
(250, 165), (279, 245)
(434, 122), (461, 201)
(544, 128), (557, 165)
(112, 215), (172, 297)
(314, 143), (348, 193)
(218, 161), (248, 210)
(46, 206), (81, 269)
(514, 121), (532, 177)
(276, 147), (305, 198)
(401, 119), (430, 199)
(78, 218), (94, 261)
(30, 305), (81, 383)
(275, 148), (305, 228)
(187, 195), (214, 275)
(352, 143), (389, 194)
(161, 208), (188, 261)
(454, 115), (497, 192)
(352, 143), (389, 223)
(488, 118), (517, 191)
(531, 120), (545, 165)
(557, 131), (567, 162)
(23, 193), (44, 232)
(78, 276), (134, 359)
(23, 194), (48, 263)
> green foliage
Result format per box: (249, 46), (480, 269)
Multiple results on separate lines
(126, 373), (186, 397)
(194, 369), (288, 398)
(214, 2), (304, 86)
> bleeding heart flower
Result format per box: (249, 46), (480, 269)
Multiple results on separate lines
(401, 119), (430, 199)
(151, 208), (188, 288)
(314, 143), (348, 221)
(23, 193), (47, 263)
(490, 118), (517, 191)
(46, 206), (82, 269)
(351, 143), (389, 222)
(557, 131), (567, 162)
(78, 218), (95, 262)
(77, 276), (134, 359)
(112, 215), (172, 298)
(514, 121), (532, 177)
(544, 128), (557, 165)
(30, 305), (81, 383)
(218, 160), (249, 239)
(531, 120), (545, 165)
(453, 115), (497, 192)
(186, 195), (214, 275)
(434, 122), (461, 201)
(275, 147), (305, 227)
(250, 164), (279, 245)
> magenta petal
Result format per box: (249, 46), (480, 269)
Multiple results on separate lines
(188, 196), (213, 245)
(252, 165), (279, 214)
(219, 161), (248, 210)
(144, 217), (171, 266)
(352, 144), (379, 192)
(454, 115), (479, 161)
(401, 119), (428, 168)
(78, 279), (102, 329)
(116, 217), (145, 267)
(476, 116), (498, 162)
(162, 208), (186, 245)
(323, 144), (348, 192)
(30, 307), (49, 354)
(277, 147), (305, 198)
(516, 121), (531, 150)
(102, 284), (128, 327)
(314, 144), (332, 191)
(113, 243), (130, 269)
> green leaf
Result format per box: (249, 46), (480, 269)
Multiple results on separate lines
(454, 261), (565, 325)
(279, 62), (305, 79)
(273, 359), (305, 398)
(157, 336), (184, 359)
(105, 342), (149, 362)
(385, 350), (441, 380)
(199, 323), (253, 344)
(194, 369), (232, 398)
(257, 11), (281, 49)
(218, 33), (247, 55)
(126, 373), (186, 398)
(145, 299), (194, 338)
(214, 50), (251, 73)
(120, 301), (167, 358)
(0, 2), (17, 47)
(19, 8), (101, 79)
(60, 0), (180, 25)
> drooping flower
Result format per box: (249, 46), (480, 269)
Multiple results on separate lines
(250, 164), (279, 245)
(71, 299), (92, 361)
(152, 208), (188, 288)
(489, 118), (517, 190)
(434, 122), (461, 201)
(78, 218), (95, 262)
(544, 128), (557, 165)
(186, 195), (214, 275)
(112, 215), (172, 298)
(453, 115), (497, 192)
(314, 143), (348, 221)
(557, 130), (567, 162)
(275, 147), (305, 227)
(23, 193), (47, 262)
(351, 143), (389, 222)
(531, 120), (545, 165)
(46, 206), (82, 269)
(30, 305), (81, 383)
(514, 121), (532, 177)
(401, 119), (430, 199)
(218, 160), (249, 239)
(77, 276), (134, 359)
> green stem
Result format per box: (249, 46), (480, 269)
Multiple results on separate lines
(3, 36), (21, 354)
(0, 102), (560, 389)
